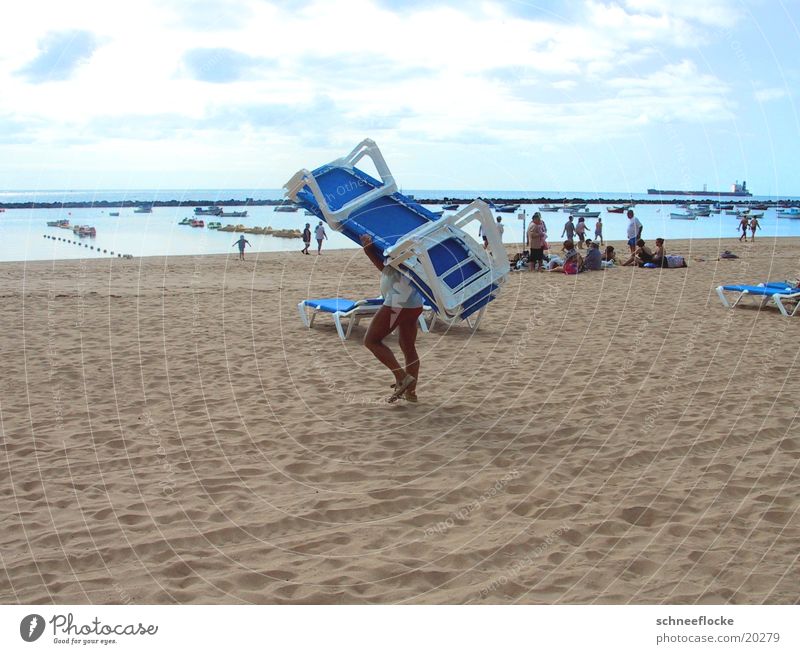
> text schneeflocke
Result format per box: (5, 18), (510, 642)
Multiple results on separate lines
(656, 616), (733, 626)
(51, 614), (158, 636)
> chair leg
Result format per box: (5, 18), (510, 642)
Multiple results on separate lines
(773, 297), (790, 316)
(715, 286), (731, 308)
(298, 302), (311, 327)
(346, 314), (359, 339)
(417, 313), (429, 333)
(332, 313), (347, 340)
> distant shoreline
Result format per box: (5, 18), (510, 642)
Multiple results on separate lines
(0, 197), (793, 210)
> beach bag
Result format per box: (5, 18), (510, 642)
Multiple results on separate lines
(666, 255), (686, 268)
(563, 260), (579, 275)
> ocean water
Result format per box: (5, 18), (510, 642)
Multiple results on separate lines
(2, 189), (799, 263)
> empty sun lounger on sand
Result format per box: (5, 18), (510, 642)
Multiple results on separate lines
(284, 139), (508, 328)
(298, 297), (430, 340)
(716, 281), (800, 317)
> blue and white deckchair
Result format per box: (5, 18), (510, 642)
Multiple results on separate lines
(284, 139), (508, 328)
(298, 297), (430, 340)
(716, 281), (800, 317)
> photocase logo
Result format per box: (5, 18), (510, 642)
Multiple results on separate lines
(20, 614), (45, 642)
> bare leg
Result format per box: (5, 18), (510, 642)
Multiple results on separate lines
(397, 308), (423, 393)
(364, 306), (406, 384)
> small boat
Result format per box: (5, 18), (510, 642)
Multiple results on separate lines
(304, 210), (316, 216)
(563, 203), (587, 211)
(670, 212), (697, 220)
(191, 219), (205, 228)
(47, 219), (70, 227)
(219, 210), (248, 218)
(497, 204), (520, 213)
(724, 210), (739, 215)
(693, 210), (711, 217)
(718, 204), (734, 210)
(109, 211), (120, 217)
(442, 203), (460, 211)
(73, 225), (97, 236)
(206, 221), (222, 229)
(607, 206), (625, 213)
(430, 210), (444, 218)
(572, 210), (600, 218)
(133, 204), (153, 213)
(274, 203), (299, 213)
(776, 207), (800, 218)
(538, 204), (561, 212)
(751, 203), (769, 211)
(179, 217), (192, 225)
(194, 206), (222, 216)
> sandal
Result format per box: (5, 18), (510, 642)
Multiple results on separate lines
(387, 375), (415, 403)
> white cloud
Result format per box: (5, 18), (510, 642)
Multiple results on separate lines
(754, 87), (788, 103)
(0, 0), (752, 185)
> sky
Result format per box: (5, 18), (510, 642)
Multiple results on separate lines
(0, 0), (798, 195)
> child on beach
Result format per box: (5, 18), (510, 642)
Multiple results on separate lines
(575, 217), (587, 249)
(550, 240), (582, 274)
(233, 235), (251, 261)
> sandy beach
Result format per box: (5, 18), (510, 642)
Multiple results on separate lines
(1, 236), (798, 605)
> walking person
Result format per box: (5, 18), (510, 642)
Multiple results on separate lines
(315, 221), (328, 254)
(738, 215), (749, 242)
(232, 235), (251, 261)
(749, 216), (761, 241)
(594, 217), (604, 245)
(626, 209), (643, 254)
(575, 216), (587, 249)
(561, 215), (575, 241)
(359, 234), (424, 403)
(301, 223), (312, 254)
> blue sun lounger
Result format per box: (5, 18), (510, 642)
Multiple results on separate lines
(284, 139), (508, 328)
(298, 297), (430, 340)
(716, 281), (800, 316)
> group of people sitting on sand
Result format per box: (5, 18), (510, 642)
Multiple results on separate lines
(518, 210), (685, 274)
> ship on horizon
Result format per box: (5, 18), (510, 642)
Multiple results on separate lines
(647, 181), (752, 197)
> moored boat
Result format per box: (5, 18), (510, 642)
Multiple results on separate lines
(194, 206), (222, 216)
(191, 219), (205, 227)
(47, 219), (70, 227)
(206, 221), (222, 229)
(133, 204), (153, 213)
(670, 212), (697, 220)
(109, 211), (120, 217)
(572, 210), (600, 218)
(219, 210), (248, 218)
(442, 203), (460, 211)
(274, 203), (299, 212)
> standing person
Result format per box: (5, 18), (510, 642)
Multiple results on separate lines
(749, 216), (761, 241)
(626, 209), (643, 254)
(301, 223), (312, 254)
(315, 221), (328, 254)
(359, 234), (424, 403)
(738, 215), (749, 242)
(495, 216), (504, 241)
(233, 235), (251, 261)
(594, 217), (604, 245)
(527, 212), (547, 272)
(561, 215), (575, 241)
(575, 216), (587, 249)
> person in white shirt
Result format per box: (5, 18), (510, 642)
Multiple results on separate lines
(626, 210), (643, 253)
(360, 234), (424, 403)
(315, 221), (328, 254)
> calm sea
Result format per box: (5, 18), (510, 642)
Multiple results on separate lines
(2, 189), (799, 263)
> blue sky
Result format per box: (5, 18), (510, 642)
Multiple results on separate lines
(0, 0), (798, 195)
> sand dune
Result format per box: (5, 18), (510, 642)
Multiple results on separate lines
(1, 237), (798, 604)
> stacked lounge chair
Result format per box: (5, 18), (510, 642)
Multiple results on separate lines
(285, 139), (508, 329)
